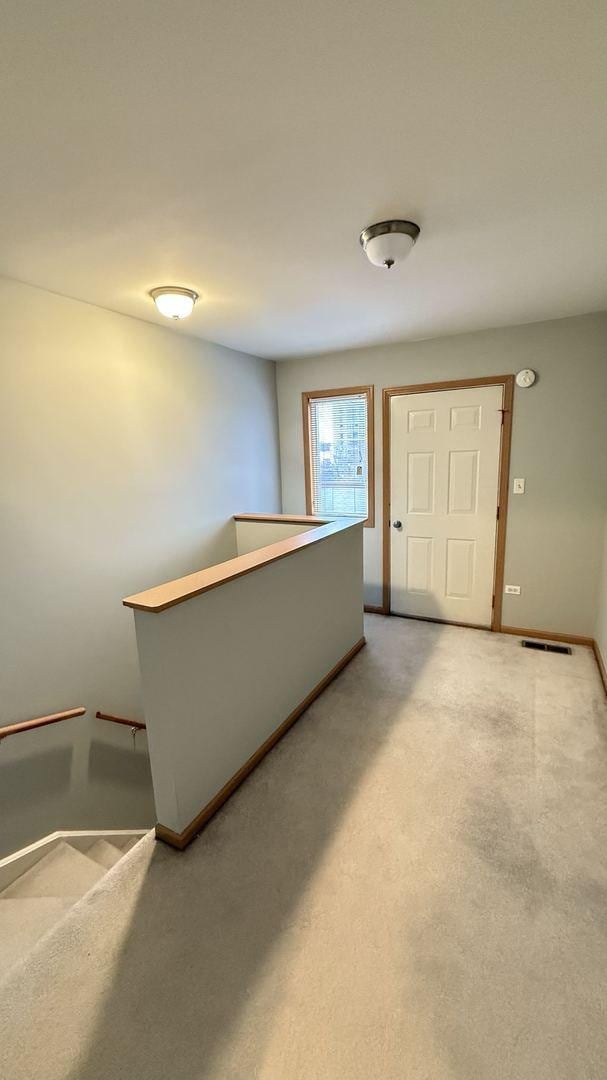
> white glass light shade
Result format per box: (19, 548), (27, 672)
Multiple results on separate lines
(359, 220), (420, 269)
(150, 286), (198, 319)
(364, 231), (415, 268)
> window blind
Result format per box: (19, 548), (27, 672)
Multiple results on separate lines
(308, 392), (369, 518)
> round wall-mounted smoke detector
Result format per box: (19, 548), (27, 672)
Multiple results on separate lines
(359, 219), (420, 269)
(516, 369), (536, 388)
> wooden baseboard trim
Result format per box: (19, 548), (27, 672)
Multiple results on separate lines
(364, 605), (386, 615)
(593, 640), (607, 696)
(155, 636), (367, 851)
(501, 625), (594, 647)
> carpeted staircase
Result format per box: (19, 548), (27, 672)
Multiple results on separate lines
(0, 835), (141, 974)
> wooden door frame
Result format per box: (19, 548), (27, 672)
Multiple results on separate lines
(381, 375), (515, 631)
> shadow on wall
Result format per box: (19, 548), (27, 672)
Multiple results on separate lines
(0, 721), (156, 858)
(83, 733), (156, 830)
(64, 612), (442, 1080)
(0, 746), (73, 856)
(88, 738), (153, 790)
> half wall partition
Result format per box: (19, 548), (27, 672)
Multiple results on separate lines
(123, 514), (364, 849)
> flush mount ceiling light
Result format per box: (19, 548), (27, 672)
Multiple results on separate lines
(150, 286), (199, 319)
(359, 219), (420, 269)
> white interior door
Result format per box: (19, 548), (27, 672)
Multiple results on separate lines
(390, 384), (503, 627)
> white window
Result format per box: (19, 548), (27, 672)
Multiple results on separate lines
(303, 387), (374, 526)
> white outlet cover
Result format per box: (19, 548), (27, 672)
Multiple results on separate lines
(505, 585), (521, 595)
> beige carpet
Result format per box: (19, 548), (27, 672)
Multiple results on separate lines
(2, 615), (607, 1079)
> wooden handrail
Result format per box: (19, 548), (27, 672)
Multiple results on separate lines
(0, 707), (86, 742)
(0, 707), (147, 742)
(96, 711), (146, 731)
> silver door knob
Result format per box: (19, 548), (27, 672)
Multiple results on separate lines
(392, 520), (402, 529)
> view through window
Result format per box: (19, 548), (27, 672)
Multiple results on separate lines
(304, 388), (374, 524)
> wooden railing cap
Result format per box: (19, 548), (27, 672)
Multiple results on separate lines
(123, 515), (362, 614)
(233, 513), (332, 525)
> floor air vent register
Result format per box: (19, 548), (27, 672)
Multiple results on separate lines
(522, 640), (572, 655)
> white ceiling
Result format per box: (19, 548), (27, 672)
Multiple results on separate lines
(2, 0), (606, 358)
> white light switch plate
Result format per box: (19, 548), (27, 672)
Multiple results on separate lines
(505, 585), (521, 595)
(513, 478), (525, 494)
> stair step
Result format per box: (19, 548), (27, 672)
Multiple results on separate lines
(82, 838), (124, 870)
(0, 898), (72, 971)
(119, 835), (141, 854)
(1, 840), (106, 900)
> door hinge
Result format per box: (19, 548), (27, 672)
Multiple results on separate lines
(496, 504), (500, 520)
(492, 593), (496, 609)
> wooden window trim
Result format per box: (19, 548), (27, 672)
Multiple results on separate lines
(302, 385), (375, 528)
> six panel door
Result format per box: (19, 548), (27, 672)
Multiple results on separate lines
(389, 385), (503, 626)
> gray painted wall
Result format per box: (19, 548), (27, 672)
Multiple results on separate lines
(276, 312), (607, 636)
(0, 277), (281, 857)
